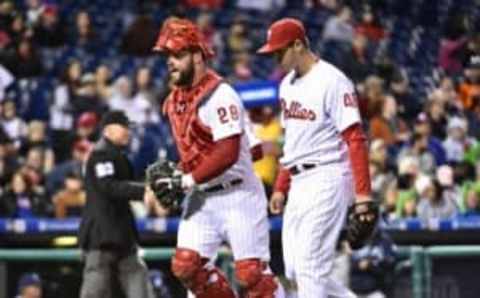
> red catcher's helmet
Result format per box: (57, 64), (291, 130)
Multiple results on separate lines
(153, 17), (214, 59)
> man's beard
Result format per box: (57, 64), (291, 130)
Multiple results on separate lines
(170, 62), (195, 87)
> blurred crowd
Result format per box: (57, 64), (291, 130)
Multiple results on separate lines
(0, 0), (480, 229)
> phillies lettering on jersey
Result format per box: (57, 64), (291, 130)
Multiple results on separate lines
(280, 99), (317, 121)
(279, 59), (361, 169)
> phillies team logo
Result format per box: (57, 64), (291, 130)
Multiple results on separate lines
(280, 99), (316, 121)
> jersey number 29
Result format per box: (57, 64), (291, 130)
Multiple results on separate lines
(217, 105), (239, 124)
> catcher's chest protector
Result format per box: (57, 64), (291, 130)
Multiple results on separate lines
(164, 70), (222, 172)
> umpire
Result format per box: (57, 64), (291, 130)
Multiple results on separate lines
(78, 110), (154, 298)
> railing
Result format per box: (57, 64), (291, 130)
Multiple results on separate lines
(1, 246), (480, 298)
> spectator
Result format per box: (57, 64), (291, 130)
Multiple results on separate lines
(436, 165), (462, 209)
(50, 60), (83, 162)
(393, 157), (420, 219)
(395, 185), (417, 219)
(120, 15), (157, 56)
(355, 9), (387, 42)
(417, 178), (458, 222)
(0, 171), (50, 218)
(362, 75), (385, 119)
(413, 112), (447, 166)
(249, 106), (282, 194)
(369, 94), (409, 147)
(228, 55), (255, 83)
(8, 13), (32, 44)
(33, 5), (66, 48)
(437, 76), (463, 114)
(46, 139), (91, 195)
(7, 38), (43, 78)
(196, 11), (224, 67)
(133, 67), (159, 116)
(94, 64), (113, 101)
(0, 1), (15, 32)
(71, 10), (97, 51)
(109, 76), (156, 125)
(25, 0), (44, 26)
(438, 14), (469, 75)
(443, 116), (474, 163)
(0, 127), (18, 190)
(21, 147), (48, 192)
(16, 272), (42, 298)
(462, 33), (480, 67)
(425, 93), (449, 140)
(19, 120), (55, 173)
(322, 5), (355, 43)
(466, 95), (480, 140)
(1, 99), (27, 149)
(350, 230), (396, 298)
(458, 55), (480, 111)
(0, 63), (14, 99)
(389, 71), (420, 122)
(76, 111), (99, 143)
(463, 188), (480, 215)
(342, 34), (371, 83)
(52, 171), (86, 218)
(72, 73), (107, 118)
(227, 17), (252, 55)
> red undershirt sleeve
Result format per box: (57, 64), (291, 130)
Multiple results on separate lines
(273, 166), (291, 195)
(341, 123), (371, 196)
(191, 134), (241, 184)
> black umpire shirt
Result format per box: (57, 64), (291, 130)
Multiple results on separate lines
(78, 138), (144, 252)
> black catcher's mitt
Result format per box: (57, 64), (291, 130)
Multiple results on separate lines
(346, 200), (379, 249)
(145, 159), (184, 208)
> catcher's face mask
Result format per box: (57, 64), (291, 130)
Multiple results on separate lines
(153, 18), (214, 59)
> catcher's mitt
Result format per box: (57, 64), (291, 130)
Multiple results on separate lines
(346, 200), (379, 249)
(145, 159), (184, 208)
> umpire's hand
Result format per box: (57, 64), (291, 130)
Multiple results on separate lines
(270, 191), (286, 214)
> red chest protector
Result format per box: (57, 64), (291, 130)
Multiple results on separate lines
(164, 70), (223, 173)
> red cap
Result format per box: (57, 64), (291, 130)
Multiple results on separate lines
(77, 112), (98, 128)
(43, 5), (58, 16)
(257, 18), (306, 54)
(153, 17), (214, 59)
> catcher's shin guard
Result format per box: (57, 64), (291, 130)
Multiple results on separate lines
(172, 248), (235, 298)
(235, 259), (278, 298)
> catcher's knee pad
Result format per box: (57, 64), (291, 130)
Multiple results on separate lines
(171, 248), (235, 298)
(235, 259), (278, 298)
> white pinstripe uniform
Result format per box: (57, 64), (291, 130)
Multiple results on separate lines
(279, 59), (359, 298)
(178, 83), (285, 298)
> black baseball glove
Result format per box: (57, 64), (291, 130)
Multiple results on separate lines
(145, 159), (184, 208)
(346, 200), (379, 249)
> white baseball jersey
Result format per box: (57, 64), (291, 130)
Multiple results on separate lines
(279, 59), (361, 170)
(279, 59), (359, 298)
(177, 81), (272, 263)
(197, 83), (259, 188)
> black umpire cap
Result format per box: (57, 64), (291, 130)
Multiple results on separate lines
(100, 110), (131, 129)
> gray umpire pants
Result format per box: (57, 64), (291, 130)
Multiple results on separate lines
(80, 250), (154, 298)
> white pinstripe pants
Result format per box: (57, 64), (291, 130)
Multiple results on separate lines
(177, 179), (270, 262)
(283, 166), (356, 298)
